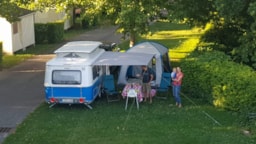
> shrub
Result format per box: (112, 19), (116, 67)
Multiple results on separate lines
(47, 22), (64, 43)
(81, 18), (89, 29)
(35, 22), (64, 44)
(35, 23), (48, 44)
(201, 24), (241, 53)
(81, 15), (99, 29)
(180, 50), (256, 112)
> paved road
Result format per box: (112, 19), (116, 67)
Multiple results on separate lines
(0, 26), (123, 143)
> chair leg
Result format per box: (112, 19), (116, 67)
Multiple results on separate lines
(125, 97), (139, 110)
(125, 96), (129, 110)
(136, 97), (139, 110)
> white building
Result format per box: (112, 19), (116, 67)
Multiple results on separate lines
(34, 9), (73, 30)
(0, 8), (35, 55)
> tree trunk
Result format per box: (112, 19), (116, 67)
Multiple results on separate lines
(129, 32), (136, 47)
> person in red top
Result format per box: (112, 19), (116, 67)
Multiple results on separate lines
(172, 67), (184, 108)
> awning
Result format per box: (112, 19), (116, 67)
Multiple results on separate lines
(92, 52), (154, 66)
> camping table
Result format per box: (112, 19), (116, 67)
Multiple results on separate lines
(121, 78), (157, 102)
(121, 79), (143, 102)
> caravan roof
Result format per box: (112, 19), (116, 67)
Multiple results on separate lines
(46, 57), (91, 66)
(46, 41), (105, 66)
(54, 41), (102, 54)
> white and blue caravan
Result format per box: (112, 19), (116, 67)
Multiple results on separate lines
(44, 41), (105, 109)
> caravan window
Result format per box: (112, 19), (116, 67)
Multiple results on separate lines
(52, 70), (81, 85)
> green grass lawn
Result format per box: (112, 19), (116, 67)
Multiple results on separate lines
(2, 21), (255, 144)
(3, 96), (254, 144)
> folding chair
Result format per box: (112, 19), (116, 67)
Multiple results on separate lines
(125, 86), (139, 110)
(102, 74), (120, 102)
(156, 72), (171, 99)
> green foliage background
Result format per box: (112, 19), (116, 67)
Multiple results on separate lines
(35, 22), (64, 44)
(180, 50), (256, 113)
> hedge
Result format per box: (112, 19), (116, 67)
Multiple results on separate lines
(35, 22), (64, 44)
(180, 50), (256, 112)
(35, 23), (48, 44)
(47, 22), (64, 43)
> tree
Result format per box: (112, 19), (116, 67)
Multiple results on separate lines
(232, 1), (256, 68)
(116, 0), (148, 47)
(0, 0), (24, 22)
(168, 0), (256, 69)
(168, 0), (215, 27)
(104, 0), (164, 47)
(5, 0), (164, 47)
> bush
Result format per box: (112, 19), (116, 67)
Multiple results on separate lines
(180, 50), (256, 112)
(81, 18), (89, 29)
(47, 22), (64, 43)
(35, 22), (64, 44)
(201, 24), (242, 53)
(35, 24), (48, 44)
(81, 15), (99, 29)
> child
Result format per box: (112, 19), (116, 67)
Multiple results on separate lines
(171, 67), (177, 79)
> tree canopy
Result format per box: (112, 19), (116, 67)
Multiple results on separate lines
(0, 0), (24, 22)
(2, 0), (256, 68)
(3, 0), (164, 47)
(169, 0), (256, 69)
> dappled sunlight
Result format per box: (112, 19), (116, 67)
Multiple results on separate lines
(142, 24), (207, 62)
(169, 38), (200, 61)
(212, 85), (227, 108)
(144, 27), (204, 40)
(213, 97), (225, 108)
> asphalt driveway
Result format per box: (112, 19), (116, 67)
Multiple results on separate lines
(0, 25), (123, 143)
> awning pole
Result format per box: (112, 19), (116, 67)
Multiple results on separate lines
(106, 65), (110, 75)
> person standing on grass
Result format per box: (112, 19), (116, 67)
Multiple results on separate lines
(172, 67), (184, 108)
(141, 65), (154, 104)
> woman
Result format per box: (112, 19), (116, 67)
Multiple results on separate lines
(172, 67), (184, 108)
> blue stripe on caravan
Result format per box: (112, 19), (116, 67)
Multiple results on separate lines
(45, 86), (95, 100)
(45, 76), (103, 103)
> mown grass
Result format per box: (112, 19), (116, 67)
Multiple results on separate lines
(2, 54), (33, 69)
(2, 21), (255, 144)
(3, 96), (254, 144)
